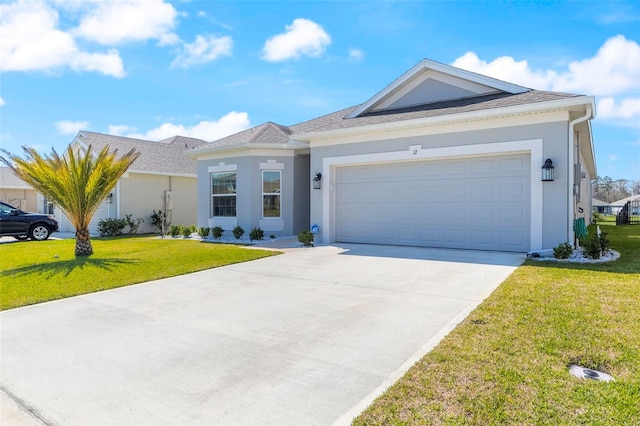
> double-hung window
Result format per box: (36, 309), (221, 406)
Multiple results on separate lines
(262, 170), (281, 218)
(211, 172), (236, 217)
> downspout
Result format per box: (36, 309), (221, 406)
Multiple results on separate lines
(567, 105), (592, 245)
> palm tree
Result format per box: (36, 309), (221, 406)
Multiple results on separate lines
(1, 145), (139, 256)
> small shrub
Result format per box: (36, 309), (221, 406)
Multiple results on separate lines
(581, 233), (601, 259)
(270, 234), (276, 239)
(124, 214), (143, 234)
(198, 227), (210, 238)
(597, 231), (610, 256)
(249, 227), (264, 241)
(151, 210), (169, 235)
(168, 224), (182, 238)
(298, 230), (314, 247)
(553, 242), (573, 259)
(212, 226), (224, 239)
(592, 212), (603, 223)
(232, 226), (245, 240)
(97, 217), (127, 237)
(181, 225), (193, 238)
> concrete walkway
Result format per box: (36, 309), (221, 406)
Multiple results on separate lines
(1, 244), (524, 425)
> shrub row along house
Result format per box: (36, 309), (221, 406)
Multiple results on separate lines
(1, 59), (597, 252)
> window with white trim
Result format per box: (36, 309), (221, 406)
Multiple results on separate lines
(262, 170), (281, 218)
(211, 172), (236, 217)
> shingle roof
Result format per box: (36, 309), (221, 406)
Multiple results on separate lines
(295, 90), (580, 133)
(207, 122), (292, 147)
(200, 89), (582, 150)
(0, 167), (31, 188)
(75, 132), (206, 175)
(611, 194), (640, 206)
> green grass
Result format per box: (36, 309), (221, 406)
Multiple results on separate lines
(1, 236), (278, 310)
(354, 223), (640, 425)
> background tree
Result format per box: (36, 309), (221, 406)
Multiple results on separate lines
(1, 145), (139, 256)
(592, 175), (632, 203)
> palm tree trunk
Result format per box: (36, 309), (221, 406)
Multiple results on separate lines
(75, 228), (93, 257)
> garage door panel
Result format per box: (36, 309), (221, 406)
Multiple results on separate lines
(335, 154), (530, 252)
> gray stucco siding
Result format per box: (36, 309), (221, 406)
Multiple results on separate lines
(310, 119), (572, 251)
(196, 154), (309, 236)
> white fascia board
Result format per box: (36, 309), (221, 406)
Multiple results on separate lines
(125, 170), (197, 178)
(187, 142), (309, 160)
(346, 58), (530, 119)
(297, 96), (596, 144)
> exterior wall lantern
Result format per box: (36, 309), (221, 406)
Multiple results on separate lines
(313, 172), (322, 189)
(541, 159), (555, 181)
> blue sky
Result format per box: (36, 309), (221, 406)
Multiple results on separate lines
(1, 0), (639, 181)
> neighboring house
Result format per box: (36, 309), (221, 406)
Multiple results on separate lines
(59, 131), (207, 234)
(0, 167), (41, 212)
(192, 58), (597, 253)
(611, 194), (640, 215)
(592, 198), (612, 215)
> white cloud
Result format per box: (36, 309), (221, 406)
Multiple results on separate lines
(108, 125), (137, 136)
(452, 35), (640, 96)
(452, 52), (557, 90)
(171, 35), (233, 68)
(73, 0), (179, 46)
(262, 18), (331, 62)
(598, 97), (640, 120)
(451, 35), (640, 127)
(125, 111), (251, 141)
(0, 97), (5, 107)
(554, 35), (640, 95)
(0, 0), (124, 77)
(56, 120), (89, 135)
(348, 48), (364, 62)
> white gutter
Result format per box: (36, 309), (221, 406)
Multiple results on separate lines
(568, 104), (593, 245)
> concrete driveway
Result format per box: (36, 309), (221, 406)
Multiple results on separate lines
(1, 244), (524, 425)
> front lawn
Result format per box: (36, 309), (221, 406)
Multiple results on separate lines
(354, 223), (640, 425)
(1, 236), (278, 310)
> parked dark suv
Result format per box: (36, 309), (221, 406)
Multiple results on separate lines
(0, 201), (59, 241)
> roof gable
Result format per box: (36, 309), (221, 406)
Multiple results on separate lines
(348, 58), (529, 118)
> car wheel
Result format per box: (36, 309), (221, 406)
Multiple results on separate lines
(29, 224), (51, 241)
(14, 235), (28, 241)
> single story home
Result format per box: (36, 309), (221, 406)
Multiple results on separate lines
(189, 58), (596, 253)
(592, 198), (612, 215)
(61, 132), (206, 234)
(610, 194), (640, 215)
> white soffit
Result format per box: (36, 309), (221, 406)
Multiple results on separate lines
(348, 58), (530, 118)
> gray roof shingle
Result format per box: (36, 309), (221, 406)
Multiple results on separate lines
(0, 167), (30, 188)
(202, 89), (583, 149)
(75, 132), (206, 175)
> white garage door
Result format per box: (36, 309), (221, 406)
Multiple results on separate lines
(335, 153), (530, 252)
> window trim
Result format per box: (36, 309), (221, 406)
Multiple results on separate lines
(211, 171), (237, 218)
(262, 169), (281, 219)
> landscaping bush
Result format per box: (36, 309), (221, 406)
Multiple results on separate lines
(553, 242), (573, 259)
(212, 226), (224, 239)
(232, 226), (245, 240)
(592, 212), (604, 223)
(249, 227), (264, 241)
(124, 214), (143, 234)
(151, 210), (169, 235)
(168, 224), (182, 238)
(582, 233), (601, 259)
(198, 227), (210, 238)
(298, 230), (314, 247)
(181, 225), (193, 238)
(97, 217), (128, 237)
